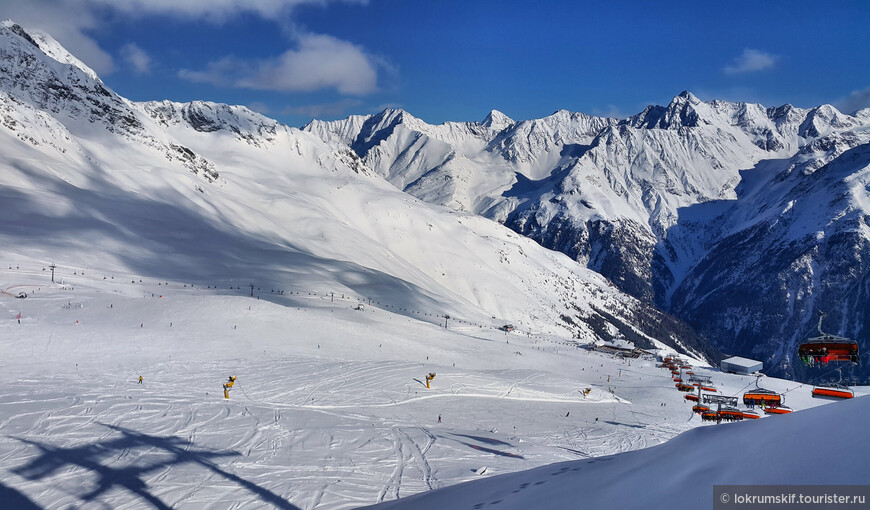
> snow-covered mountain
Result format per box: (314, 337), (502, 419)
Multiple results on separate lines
(305, 92), (870, 382)
(3, 20), (870, 510)
(0, 20), (713, 360)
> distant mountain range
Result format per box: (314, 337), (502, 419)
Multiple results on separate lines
(5, 18), (870, 380)
(0, 20), (717, 363)
(304, 90), (870, 383)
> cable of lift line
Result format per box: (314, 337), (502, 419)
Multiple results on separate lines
(783, 265), (870, 360)
(726, 380), (757, 399)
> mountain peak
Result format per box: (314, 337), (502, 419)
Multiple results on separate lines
(0, 19), (100, 82)
(2, 20), (39, 48)
(626, 91), (710, 129)
(481, 109), (514, 130)
(676, 90), (700, 102)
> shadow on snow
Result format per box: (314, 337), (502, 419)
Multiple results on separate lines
(11, 423), (301, 509)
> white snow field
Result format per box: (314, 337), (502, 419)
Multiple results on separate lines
(1, 262), (866, 509)
(1, 20), (869, 510)
(367, 390), (870, 510)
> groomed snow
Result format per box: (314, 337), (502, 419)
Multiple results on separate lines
(1, 262), (864, 509)
(366, 392), (870, 510)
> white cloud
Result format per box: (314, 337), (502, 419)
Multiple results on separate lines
(121, 43), (151, 74)
(87, 0), (366, 20)
(180, 33), (382, 95)
(835, 87), (870, 115)
(246, 34), (378, 94)
(0, 0), (368, 77)
(723, 48), (777, 75)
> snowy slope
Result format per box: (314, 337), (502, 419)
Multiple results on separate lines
(366, 395), (870, 510)
(306, 91), (870, 381)
(0, 21), (710, 360)
(1, 261), (863, 509)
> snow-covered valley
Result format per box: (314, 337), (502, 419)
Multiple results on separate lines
(3, 262), (865, 509)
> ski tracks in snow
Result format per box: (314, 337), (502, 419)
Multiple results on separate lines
(377, 426), (438, 503)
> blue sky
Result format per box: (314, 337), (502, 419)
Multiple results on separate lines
(4, 0), (870, 126)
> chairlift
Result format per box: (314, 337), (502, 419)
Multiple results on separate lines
(763, 405), (793, 415)
(702, 394), (738, 406)
(743, 387), (781, 406)
(798, 311), (859, 366)
(717, 406), (744, 422)
(701, 409), (719, 422)
(743, 376), (782, 406)
(811, 385), (854, 399)
(811, 367), (854, 399)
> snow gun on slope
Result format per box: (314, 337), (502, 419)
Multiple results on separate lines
(223, 375), (237, 399)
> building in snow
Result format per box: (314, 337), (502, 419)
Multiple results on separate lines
(720, 356), (762, 375)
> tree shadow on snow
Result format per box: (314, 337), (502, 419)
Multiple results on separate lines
(11, 423), (301, 509)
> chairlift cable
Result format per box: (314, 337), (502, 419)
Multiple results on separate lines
(787, 266), (870, 360)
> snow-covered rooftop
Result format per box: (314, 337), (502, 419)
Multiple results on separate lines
(721, 356), (763, 368)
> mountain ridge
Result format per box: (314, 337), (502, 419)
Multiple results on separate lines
(304, 87), (870, 381)
(0, 19), (716, 362)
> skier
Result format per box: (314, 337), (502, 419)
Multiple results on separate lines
(437, 414), (442, 423)
(138, 376), (143, 384)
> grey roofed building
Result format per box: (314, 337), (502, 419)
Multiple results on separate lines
(720, 356), (763, 374)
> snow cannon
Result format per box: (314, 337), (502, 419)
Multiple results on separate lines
(425, 372), (436, 389)
(223, 376), (237, 399)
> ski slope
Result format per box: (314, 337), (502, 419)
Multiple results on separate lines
(1, 259), (864, 509)
(366, 391), (870, 510)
